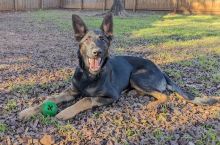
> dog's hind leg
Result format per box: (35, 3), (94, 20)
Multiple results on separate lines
(145, 91), (168, 110)
(130, 77), (168, 110)
(131, 82), (167, 109)
(18, 86), (79, 120)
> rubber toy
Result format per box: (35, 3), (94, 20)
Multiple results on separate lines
(41, 101), (58, 117)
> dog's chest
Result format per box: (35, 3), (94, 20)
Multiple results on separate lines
(78, 80), (107, 97)
(84, 83), (105, 96)
(72, 68), (108, 97)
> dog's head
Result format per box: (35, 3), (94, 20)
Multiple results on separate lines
(72, 13), (113, 75)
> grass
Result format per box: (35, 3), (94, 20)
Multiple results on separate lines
(93, 111), (102, 118)
(196, 125), (220, 145)
(11, 75), (72, 95)
(30, 10), (164, 48)
(132, 15), (220, 44)
(30, 114), (60, 127)
(153, 128), (174, 143)
(30, 114), (84, 143)
(30, 10), (220, 55)
(35, 11), (220, 51)
(0, 123), (7, 133)
(58, 123), (84, 142)
(126, 129), (136, 138)
(153, 128), (164, 140)
(11, 84), (35, 95)
(4, 99), (17, 112)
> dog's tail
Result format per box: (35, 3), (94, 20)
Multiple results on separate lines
(164, 73), (219, 105)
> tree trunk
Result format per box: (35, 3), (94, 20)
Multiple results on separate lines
(110, 0), (127, 17)
(95, 0), (128, 17)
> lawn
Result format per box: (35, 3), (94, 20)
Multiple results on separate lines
(0, 10), (220, 144)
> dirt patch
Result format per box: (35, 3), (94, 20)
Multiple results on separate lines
(0, 10), (220, 144)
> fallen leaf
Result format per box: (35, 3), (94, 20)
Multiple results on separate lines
(40, 134), (54, 145)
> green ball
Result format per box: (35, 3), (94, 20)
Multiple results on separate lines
(41, 101), (58, 117)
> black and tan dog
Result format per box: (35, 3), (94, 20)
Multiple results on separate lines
(19, 13), (219, 120)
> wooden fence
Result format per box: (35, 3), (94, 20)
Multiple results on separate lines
(0, 0), (60, 11)
(0, 0), (220, 14)
(61, 0), (220, 14)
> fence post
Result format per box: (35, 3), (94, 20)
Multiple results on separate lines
(172, 0), (177, 13)
(40, 0), (43, 9)
(80, 0), (83, 10)
(133, 0), (137, 12)
(103, 0), (106, 11)
(176, 0), (179, 12)
(60, 0), (63, 8)
(14, 0), (16, 11)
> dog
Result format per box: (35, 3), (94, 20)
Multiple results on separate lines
(19, 13), (219, 120)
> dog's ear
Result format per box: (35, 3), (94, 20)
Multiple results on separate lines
(100, 13), (113, 39)
(72, 14), (88, 41)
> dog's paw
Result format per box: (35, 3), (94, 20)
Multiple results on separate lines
(55, 113), (68, 121)
(55, 111), (74, 121)
(18, 106), (39, 120)
(18, 109), (32, 120)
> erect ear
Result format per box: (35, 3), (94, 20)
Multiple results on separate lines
(72, 14), (88, 42)
(100, 13), (113, 39)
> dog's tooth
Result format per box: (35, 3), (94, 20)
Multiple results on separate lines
(88, 58), (92, 64)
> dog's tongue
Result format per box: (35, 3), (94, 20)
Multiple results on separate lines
(89, 58), (101, 71)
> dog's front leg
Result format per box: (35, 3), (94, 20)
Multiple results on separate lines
(56, 97), (114, 120)
(18, 86), (79, 120)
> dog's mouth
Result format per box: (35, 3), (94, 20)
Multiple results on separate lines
(88, 57), (102, 73)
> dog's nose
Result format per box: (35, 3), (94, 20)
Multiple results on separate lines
(92, 49), (102, 56)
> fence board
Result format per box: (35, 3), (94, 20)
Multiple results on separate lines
(125, 0), (176, 10)
(62, 0), (80, 9)
(177, 0), (220, 14)
(16, 0), (40, 10)
(43, 0), (60, 8)
(62, 0), (112, 9)
(0, 0), (60, 10)
(105, 0), (113, 9)
(83, 0), (103, 9)
(0, 0), (14, 11)
(190, 0), (220, 14)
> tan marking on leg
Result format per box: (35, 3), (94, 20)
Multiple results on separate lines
(174, 92), (186, 100)
(56, 97), (93, 120)
(146, 91), (168, 110)
(18, 87), (78, 120)
(56, 97), (113, 120)
(46, 87), (77, 103)
(18, 105), (41, 120)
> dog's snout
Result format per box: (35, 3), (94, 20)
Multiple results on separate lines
(92, 49), (102, 56)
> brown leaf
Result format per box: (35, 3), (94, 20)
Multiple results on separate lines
(33, 139), (39, 144)
(6, 136), (11, 145)
(40, 134), (54, 145)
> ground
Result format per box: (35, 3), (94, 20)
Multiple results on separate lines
(0, 10), (220, 145)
